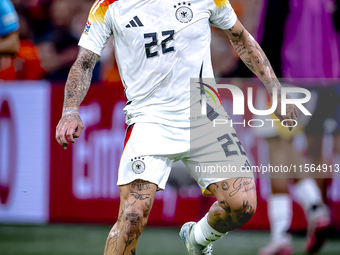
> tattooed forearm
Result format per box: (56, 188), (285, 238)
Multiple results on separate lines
(63, 47), (99, 110)
(233, 37), (279, 91)
(221, 21), (282, 94)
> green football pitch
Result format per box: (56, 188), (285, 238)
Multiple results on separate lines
(0, 224), (339, 255)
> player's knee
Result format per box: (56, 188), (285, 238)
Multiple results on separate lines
(232, 198), (256, 226)
(124, 208), (146, 235)
(218, 192), (257, 227)
(120, 200), (151, 234)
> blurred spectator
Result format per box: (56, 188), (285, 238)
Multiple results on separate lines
(0, 0), (19, 57)
(71, 0), (102, 82)
(0, 11), (44, 80)
(36, 0), (79, 80)
(34, 0), (101, 81)
(71, 0), (94, 39)
(11, 0), (52, 41)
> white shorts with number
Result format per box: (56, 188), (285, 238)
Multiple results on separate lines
(117, 121), (254, 195)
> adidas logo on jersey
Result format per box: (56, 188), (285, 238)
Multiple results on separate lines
(126, 16), (144, 28)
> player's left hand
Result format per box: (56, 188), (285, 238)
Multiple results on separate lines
(274, 94), (298, 131)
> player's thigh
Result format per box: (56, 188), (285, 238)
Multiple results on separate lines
(118, 179), (157, 223)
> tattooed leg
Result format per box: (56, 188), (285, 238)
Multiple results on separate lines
(206, 178), (257, 233)
(104, 180), (156, 255)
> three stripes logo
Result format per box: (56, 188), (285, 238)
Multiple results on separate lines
(126, 16), (144, 28)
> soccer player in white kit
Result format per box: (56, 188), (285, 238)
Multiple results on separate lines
(55, 0), (298, 254)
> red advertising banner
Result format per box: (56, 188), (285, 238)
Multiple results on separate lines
(51, 83), (125, 223)
(44, 82), (340, 229)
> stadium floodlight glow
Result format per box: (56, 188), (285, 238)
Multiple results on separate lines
(200, 84), (312, 116)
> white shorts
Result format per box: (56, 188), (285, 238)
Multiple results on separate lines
(117, 121), (254, 195)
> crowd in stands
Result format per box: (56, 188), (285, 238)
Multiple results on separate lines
(0, 0), (339, 83)
(0, 0), (120, 83)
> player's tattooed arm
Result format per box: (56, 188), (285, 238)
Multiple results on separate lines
(219, 20), (280, 93)
(218, 20), (298, 130)
(55, 47), (100, 149)
(63, 47), (99, 109)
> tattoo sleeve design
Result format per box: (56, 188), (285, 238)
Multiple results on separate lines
(62, 47), (100, 111)
(226, 25), (281, 96)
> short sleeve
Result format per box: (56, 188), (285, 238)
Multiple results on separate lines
(208, 0), (237, 30)
(78, 0), (115, 56)
(0, 0), (19, 37)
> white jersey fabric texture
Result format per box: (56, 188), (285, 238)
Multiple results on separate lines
(79, 0), (237, 127)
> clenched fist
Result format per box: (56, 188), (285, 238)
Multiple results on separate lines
(55, 108), (84, 149)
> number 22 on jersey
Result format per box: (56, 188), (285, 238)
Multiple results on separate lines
(144, 30), (175, 58)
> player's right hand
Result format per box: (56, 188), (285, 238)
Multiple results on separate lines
(274, 94), (298, 131)
(55, 109), (84, 150)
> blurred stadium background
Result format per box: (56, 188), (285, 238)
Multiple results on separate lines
(1, 0), (340, 254)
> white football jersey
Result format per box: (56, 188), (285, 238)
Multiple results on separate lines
(79, 0), (237, 127)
